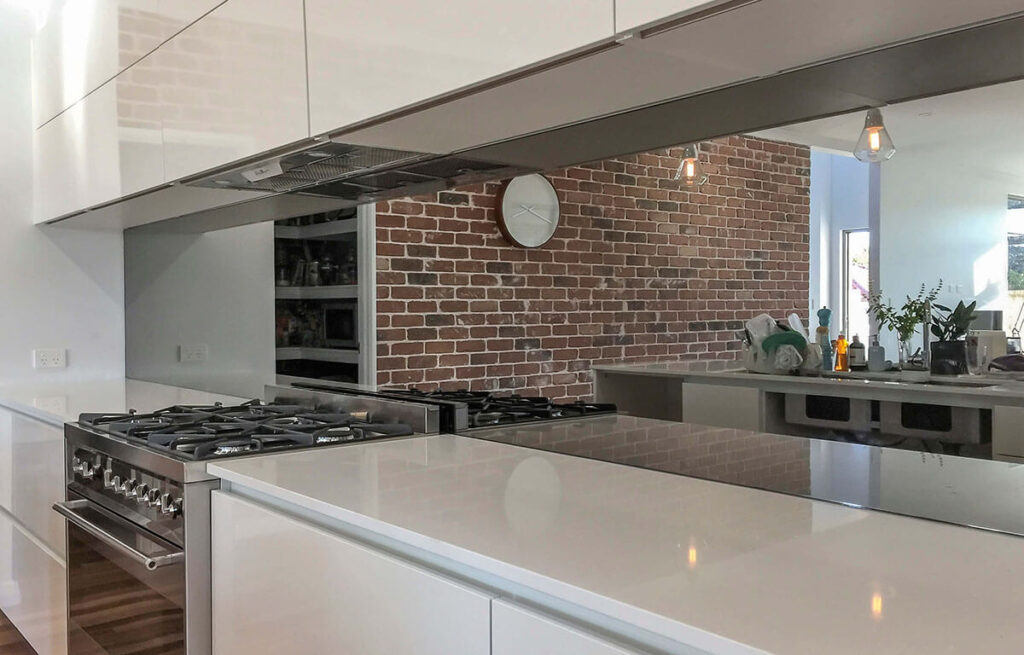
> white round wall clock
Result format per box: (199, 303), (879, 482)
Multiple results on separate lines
(496, 174), (561, 248)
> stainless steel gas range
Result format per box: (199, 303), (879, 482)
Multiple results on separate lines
(54, 385), (438, 655)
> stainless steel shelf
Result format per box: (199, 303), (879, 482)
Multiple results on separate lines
(275, 285), (358, 300)
(275, 347), (360, 363)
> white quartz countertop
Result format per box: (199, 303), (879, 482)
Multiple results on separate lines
(0, 378), (249, 426)
(209, 434), (1024, 655)
(594, 361), (1024, 407)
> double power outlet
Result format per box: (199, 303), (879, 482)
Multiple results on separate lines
(33, 348), (67, 369)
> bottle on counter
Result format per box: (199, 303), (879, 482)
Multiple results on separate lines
(834, 334), (850, 372)
(816, 306), (833, 371)
(867, 336), (887, 372)
(849, 335), (867, 370)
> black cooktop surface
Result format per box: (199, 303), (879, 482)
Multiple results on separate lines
(79, 400), (415, 460)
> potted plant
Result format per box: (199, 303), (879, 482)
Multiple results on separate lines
(930, 300), (978, 375)
(868, 282), (941, 370)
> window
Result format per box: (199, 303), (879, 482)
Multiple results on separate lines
(841, 229), (871, 341)
(1006, 196), (1024, 335)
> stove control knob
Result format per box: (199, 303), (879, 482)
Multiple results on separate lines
(72, 457), (84, 474)
(110, 475), (122, 493)
(80, 463), (96, 480)
(133, 483), (149, 502)
(120, 479), (137, 496)
(145, 488), (162, 507)
(103, 469), (115, 489)
(160, 494), (183, 518)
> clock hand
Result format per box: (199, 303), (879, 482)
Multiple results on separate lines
(510, 207), (530, 219)
(522, 205), (553, 225)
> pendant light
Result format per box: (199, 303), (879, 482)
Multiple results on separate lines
(853, 108), (896, 162)
(673, 143), (708, 189)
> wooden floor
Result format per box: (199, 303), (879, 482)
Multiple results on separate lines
(0, 609), (35, 655)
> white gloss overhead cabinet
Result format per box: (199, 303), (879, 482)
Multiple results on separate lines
(31, 0), (226, 128)
(614, 1), (719, 33)
(33, 51), (164, 224)
(304, 0), (615, 136)
(211, 492), (493, 655)
(493, 600), (647, 655)
(158, 0), (308, 181)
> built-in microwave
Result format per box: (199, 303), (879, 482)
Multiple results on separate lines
(322, 300), (358, 348)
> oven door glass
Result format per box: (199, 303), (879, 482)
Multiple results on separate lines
(57, 496), (185, 655)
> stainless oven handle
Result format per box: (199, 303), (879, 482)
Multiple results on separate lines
(53, 499), (184, 571)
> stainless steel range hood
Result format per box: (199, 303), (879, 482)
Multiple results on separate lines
(65, 12), (1024, 234)
(109, 140), (527, 233)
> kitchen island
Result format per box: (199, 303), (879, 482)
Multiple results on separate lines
(593, 362), (1024, 461)
(208, 430), (1024, 655)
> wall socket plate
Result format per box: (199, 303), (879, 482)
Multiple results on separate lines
(33, 348), (67, 369)
(179, 344), (208, 363)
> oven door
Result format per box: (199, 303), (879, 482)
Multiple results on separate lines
(54, 496), (186, 655)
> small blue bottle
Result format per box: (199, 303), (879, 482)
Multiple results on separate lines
(816, 307), (833, 371)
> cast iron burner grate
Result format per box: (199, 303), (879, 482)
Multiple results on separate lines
(390, 389), (616, 427)
(79, 400), (415, 460)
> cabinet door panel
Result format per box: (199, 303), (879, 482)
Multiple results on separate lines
(159, 0), (308, 181)
(34, 52), (164, 223)
(306, 0), (614, 135)
(32, 0), (201, 127)
(682, 383), (762, 431)
(0, 512), (68, 655)
(0, 410), (66, 557)
(211, 491), (491, 655)
(615, 1), (716, 33)
(493, 599), (644, 655)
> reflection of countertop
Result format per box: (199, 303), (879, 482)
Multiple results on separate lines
(0, 378), (249, 426)
(210, 433), (1024, 655)
(594, 361), (1024, 408)
(468, 414), (1024, 537)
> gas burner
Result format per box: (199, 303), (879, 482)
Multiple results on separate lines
(80, 401), (415, 461)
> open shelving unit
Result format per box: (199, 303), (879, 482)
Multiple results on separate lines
(274, 204), (375, 386)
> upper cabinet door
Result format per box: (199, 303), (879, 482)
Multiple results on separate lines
(159, 0), (308, 181)
(615, 1), (718, 33)
(32, 1), (226, 128)
(34, 51), (164, 223)
(305, 0), (615, 137)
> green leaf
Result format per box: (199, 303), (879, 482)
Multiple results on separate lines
(931, 324), (943, 338)
(934, 304), (951, 312)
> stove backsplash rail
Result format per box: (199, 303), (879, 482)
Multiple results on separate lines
(264, 385), (441, 435)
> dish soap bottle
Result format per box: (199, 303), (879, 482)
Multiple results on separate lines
(816, 307), (833, 371)
(868, 335), (887, 372)
(835, 334), (850, 372)
(849, 335), (867, 370)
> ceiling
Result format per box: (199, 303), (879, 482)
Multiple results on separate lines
(753, 79), (1024, 179)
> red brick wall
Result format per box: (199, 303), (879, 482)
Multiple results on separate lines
(375, 135), (810, 401)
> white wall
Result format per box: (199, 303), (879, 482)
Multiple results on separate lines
(808, 150), (872, 335)
(124, 223), (275, 398)
(880, 143), (1015, 310)
(878, 141), (1021, 351)
(0, 6), (125, 383)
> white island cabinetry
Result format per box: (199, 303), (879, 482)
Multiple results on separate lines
(210, 491), (493, 655)
(493, 599), (649, 655)
(0, 407), (68, 655)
